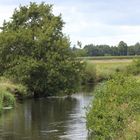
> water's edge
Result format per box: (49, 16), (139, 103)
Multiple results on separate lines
(0, 92), (93, 140)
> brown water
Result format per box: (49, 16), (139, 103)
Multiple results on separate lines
(0, 92), (92, 140)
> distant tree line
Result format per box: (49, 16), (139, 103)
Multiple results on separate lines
(72, 41), (140, 57)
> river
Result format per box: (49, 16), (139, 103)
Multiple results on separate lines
(0, 89), (93, 140)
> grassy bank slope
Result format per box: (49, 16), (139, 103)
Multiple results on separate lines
(0, 77), (27, 114)
(87, 74), (140, 139)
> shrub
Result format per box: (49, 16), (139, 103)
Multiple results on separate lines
(0, 3), (83, 97)
(2, 90), (15, 107)
(0, 77), (27, 114)
(0, 88), (15, 114)
(127, 59), (140, 75)
(0, 77), (27, 98)
(82, 62), (96, 84)
(86, 73), (140, 139)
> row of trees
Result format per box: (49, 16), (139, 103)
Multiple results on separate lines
(0, 2), (83, 97)
(72, 41), (140, 57)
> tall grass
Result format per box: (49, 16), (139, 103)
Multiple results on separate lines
(82, 62), (96, 84)
(0, 77), (27, 114)
(0, 88), (15, 107)
(95, 62), (129, 81)
(83, 59), (130, 83)
(0, 77), (27, 97)
(86, 74), (140, 139)
(126, 59), (140, 75)
(0, 88), (15, 114)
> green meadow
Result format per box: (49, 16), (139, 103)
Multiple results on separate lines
(84, 58), (132, 82)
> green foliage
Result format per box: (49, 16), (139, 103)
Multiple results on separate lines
(0, 2), (83, 97)
(73, 41), (140, 57)
(72, 47), (87, 57)
(0, 77), (27, 97)
(118, 41), (128, 56)
(0, 77), (27, 114)
(0, 89), (15, 114)
(87, 74), (140, 139)
(0, 93), (3, 112)
(81, 62), (96, 84)
(127, 59), (140, 75)
(2, 90), (15, 107)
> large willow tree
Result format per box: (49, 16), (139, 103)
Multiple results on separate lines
(0, 2), (83, 97)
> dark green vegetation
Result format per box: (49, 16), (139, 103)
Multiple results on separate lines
(73, 41), (140, 57)
(81, 62), (96, 84)
(86, 59), (140, 139)
(0, 2), (83, 113)
(0, 77), (27, 114)
(0, 2), (83, 98)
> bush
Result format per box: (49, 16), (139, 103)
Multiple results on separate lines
(0, 3), (83, 97)
(4, 56), (83, 97)
(2, 90), (15, 107)
(127, 59), (140, 75)
(86, 73), (140, 139)
(81, 62), (96, 84)
(0, 77), (27, 114)
(0, 88), (15, 114)
(0, 77), (27, 98)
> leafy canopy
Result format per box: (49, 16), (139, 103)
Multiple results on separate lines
(0, 2), (83, 97)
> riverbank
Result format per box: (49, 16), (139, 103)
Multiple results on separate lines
(87, 74), (140, 139)
(0, 57), (137, 114)
(0, 77), (27, 114)
(86, 58), (140, 139)
(1, 56), (140, 139)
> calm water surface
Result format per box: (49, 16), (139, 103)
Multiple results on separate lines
(0, 91), (93, 140)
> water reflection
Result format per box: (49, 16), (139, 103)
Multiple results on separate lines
(0, 92), (92, 140)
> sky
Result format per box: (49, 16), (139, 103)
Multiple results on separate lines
(0, 0), (140, 47)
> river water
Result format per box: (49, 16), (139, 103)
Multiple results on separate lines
(0, 90), (93, 140)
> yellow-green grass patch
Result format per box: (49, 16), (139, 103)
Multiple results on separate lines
(85, 59), (132, 81)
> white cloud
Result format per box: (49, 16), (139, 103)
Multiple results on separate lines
(53, 1), (140, 46)
(0, 5), (16, 26)
(1, 0), (140, 46)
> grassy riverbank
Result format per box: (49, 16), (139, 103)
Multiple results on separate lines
(87, 74), (140, 139)
(86, 58), (140, 139)
(0, 77), (27, 114)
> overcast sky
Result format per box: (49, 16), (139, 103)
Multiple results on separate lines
(0, 0), (140, 46)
